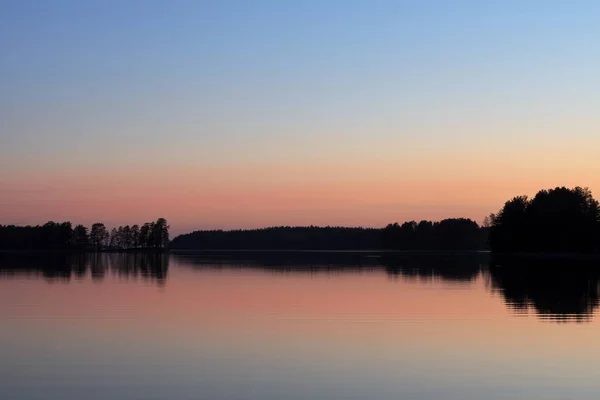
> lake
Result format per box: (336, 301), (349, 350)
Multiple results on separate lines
(1, 251), (600, 399)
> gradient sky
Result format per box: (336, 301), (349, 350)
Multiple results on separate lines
(1, 1), (599, 234)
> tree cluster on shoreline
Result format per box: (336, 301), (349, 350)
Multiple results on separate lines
(489, 187), (600, 253)
(0, 218), (169, 251)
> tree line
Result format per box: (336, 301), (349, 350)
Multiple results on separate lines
(170, 226), (383, 250)
(381, 218), (488, 251)
(170, 185), (600, 253)
(169, 219), (489, 250)
(3, 186), (599, 253)
(0, 218), (169, 251)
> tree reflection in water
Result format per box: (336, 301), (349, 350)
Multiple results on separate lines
(0, 252), (169, 286)
(488, 256), (600, 323)
(3, 251), (600, 322)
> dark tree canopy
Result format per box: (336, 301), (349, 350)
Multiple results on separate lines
(73, 225), (89, 250)
(0, 222), (73, 251)
(490, 187), (600, 253)
(90, 223), (109, 251)
(169, 220), (488, 251)
(381, 218), (487, 251)
(170, 226), (383, 250)
(0, 218), (169, 252)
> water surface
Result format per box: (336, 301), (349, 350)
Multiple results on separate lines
(1, 252), (600, 399)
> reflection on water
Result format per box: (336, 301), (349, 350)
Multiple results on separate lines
(172, 252), (600, 323)
(3, 251), (600, 400)
(2, 251), (600, 322)
(488, 256), (600, 323)
(173, 251), (487, 282)
(0, 252), (169, 285)
(380, 253), (484, 283)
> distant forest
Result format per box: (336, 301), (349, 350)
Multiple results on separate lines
(0, 218), (488, 251)
(2, 186), (598, 253)
(169, 218), (489, 250)
(0, 218), (169, 251)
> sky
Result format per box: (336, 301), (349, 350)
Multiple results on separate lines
(1, 0), (600, 235)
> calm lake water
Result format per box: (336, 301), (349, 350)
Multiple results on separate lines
(2, 252), (600, 399)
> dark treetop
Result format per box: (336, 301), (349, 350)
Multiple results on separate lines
(489, 186), (600, 253)
(0, 218), (169, 251)
(169, 219), (488, 251)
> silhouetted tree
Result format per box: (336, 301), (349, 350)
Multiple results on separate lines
(109, 228), (118, 248)
(131, 225), (140, 248)
(490, 187), (600, 253)
(73, 224), (89, 250)
(90, 223), (109, 251)
(124, 225), (133, 249)
(482, 213), (496, 228)
(152, 218), (169, 249)
(139, 223), (151, 248)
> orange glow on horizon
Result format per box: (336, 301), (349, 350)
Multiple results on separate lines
(2, 156), (599, 233)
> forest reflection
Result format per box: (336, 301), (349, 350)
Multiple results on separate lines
(173, 252), (487, 282)
(487, 256), (600, 323)
(161, 252), (600, 323)
(380, 254), (485, 283)
(0, 252), (169, 285)
(2, 251), (600, 322)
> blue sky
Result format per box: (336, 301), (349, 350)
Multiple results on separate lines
(1, 1), (599, 231)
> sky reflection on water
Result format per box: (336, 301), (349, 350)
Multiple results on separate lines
(1, 252), (600, 399)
